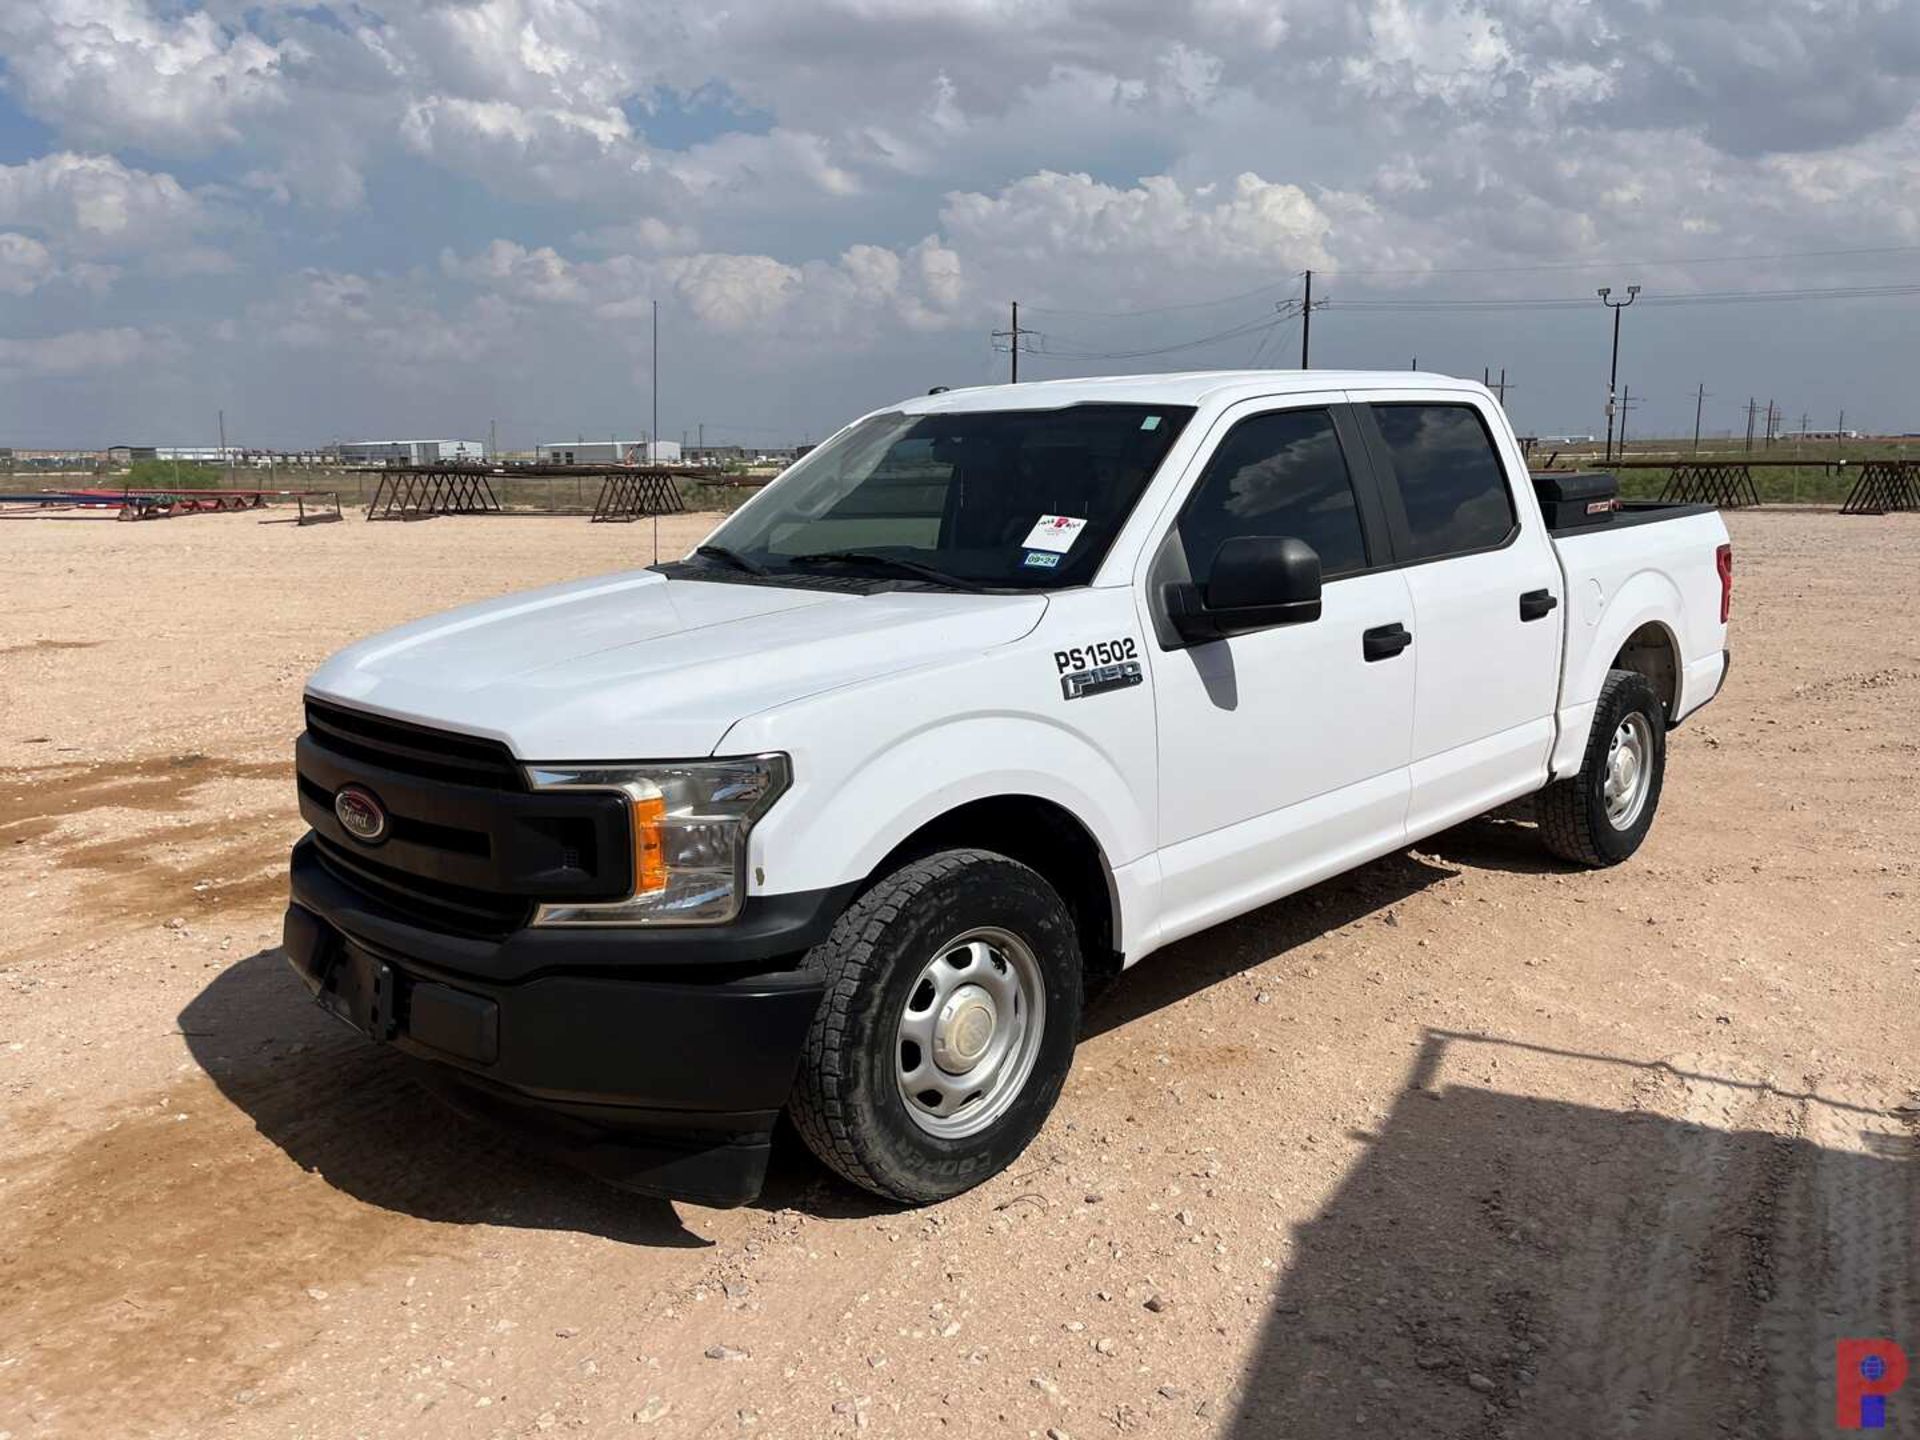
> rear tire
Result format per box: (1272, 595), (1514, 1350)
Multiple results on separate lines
(1538, 668), (1667, 867)
(789, 849), (1081, 1205)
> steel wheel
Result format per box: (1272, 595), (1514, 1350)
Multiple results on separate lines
(1603, 711), (1654, 830)
(894, 926), (1046, 1140)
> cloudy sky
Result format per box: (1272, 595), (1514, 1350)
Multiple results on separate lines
(1, 0), (1916, 450)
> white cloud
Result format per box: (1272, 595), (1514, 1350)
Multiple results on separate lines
(3, 0), (1919, 439)
(0, 152), (227, 287)
(0, 326), (180, 377)
(0, 231), (119, 294)
(0, 233), (59, 295)
(0, 152), (211, 244)
(0, 0), (285, 151)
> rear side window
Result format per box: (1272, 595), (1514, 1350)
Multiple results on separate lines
(1180, 408), (1369, 585)
(1371, 404), (1517, 560)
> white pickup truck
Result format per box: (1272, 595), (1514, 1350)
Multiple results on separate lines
(284, 370), (1731, 1206)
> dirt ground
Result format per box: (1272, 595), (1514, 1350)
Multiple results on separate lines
(1, 506), (1915, 1440)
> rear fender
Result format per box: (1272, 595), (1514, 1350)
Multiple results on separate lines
(1552, 571), (1682, 779)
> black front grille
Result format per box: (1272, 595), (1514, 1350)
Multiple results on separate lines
(311, 835), (534, 938)
(304, 698), (524, 791)
(298, 699), (630, 941)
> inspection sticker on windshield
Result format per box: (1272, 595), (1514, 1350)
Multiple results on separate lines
(1022, 514), (1087, 553)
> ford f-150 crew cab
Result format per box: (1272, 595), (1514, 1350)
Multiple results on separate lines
(283, 370), (1732, 1207)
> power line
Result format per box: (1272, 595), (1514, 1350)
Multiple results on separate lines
(990, 300), (1034, 382)
(1324, 242), (1920, 278)
(1019, 276), (1298, 320)
(1035, 311), (1294, 361)
(1245, 311), (1300, 368)
(1006, 242), (1920, 323)
(1332, 282), (1920, 312)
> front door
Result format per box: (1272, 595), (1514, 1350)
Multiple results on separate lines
(1143, 397), (1416, 946)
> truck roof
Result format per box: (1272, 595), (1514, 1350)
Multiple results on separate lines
(899, 369), (1488, 415)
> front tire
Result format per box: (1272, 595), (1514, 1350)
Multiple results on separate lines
(1538, 668), (1667, 867)
(789, 849), (1082, 1204)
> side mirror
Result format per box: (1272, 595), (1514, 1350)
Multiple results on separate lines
(1165, 535), (1323, 644)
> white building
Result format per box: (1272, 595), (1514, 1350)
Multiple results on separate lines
(156, 446), (245, 463)
(337, 439), (488, 466)
(535, 439), (682, 465)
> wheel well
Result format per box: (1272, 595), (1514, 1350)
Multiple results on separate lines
(869, 796), (1122, 991)
(1613, 622), (1679, 719)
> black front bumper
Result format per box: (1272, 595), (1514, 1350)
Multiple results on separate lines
(285, 835), (846, 1206)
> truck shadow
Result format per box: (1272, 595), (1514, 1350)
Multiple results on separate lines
(1221, 1030), (1918, 1438)
(181, 845), (1463, 1238)
(1417, 806), (1574, 877)
(177, 952), (714, 1246)
(1084, 847), (1458, 1040)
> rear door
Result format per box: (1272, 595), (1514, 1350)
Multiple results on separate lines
(1141, 396), (1416, 944)
(1353, 394), (1562, 838)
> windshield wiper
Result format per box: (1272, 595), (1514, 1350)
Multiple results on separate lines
(694, 543), (769, 576)
(786, 550), (984, 592)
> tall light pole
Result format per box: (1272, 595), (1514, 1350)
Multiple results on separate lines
(1598, 285), (1639, 465)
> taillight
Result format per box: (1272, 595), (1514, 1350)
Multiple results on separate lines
(1715, 542), (1733, 624)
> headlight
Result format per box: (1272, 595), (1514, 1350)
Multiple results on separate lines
(525, 755), (790, 926)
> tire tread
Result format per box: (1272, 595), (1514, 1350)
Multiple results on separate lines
(789, 848), (1014, 1200)
(1538, 668), (1661, 868)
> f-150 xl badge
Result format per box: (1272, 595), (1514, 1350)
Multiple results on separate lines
(1056, 639), (1143, 700)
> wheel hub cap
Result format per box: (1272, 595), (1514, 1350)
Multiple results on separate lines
(895, 928), (1047, 1140)
(935, 986), (998, 1071)
(1603, 712), (1653, 829)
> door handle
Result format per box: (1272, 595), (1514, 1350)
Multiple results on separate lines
(1363, 622), (1413, 661)
(1519, 589), (1559, 621)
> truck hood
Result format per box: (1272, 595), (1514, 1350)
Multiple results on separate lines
(306, 569), (1048, 760)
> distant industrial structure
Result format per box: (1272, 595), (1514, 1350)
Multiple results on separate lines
(337, 438), (487, 466)
(535, 439), (681, 465)
(685, 443), (806, 467)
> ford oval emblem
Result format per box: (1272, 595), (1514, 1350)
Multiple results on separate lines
(334, 785), (388, 844)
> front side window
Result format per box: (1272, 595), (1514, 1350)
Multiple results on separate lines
(699, 404), (1194, 589)
(1179, 408), (1368, 586)
(1371, 404), (1517, 560)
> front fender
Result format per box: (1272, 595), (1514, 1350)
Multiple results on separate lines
(749, 711), (1149, 899)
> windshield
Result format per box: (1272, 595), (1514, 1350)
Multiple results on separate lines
(698, 403), (1196, 589)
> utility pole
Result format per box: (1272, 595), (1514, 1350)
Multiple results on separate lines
(991, 302), (1029, 382)
(1618, 383), (1639, 452)
(651, 298), (660, 464)
(1496, 367), (1508, 405)
(1691, 382), (1709, 454)
(1836, 409), (1846, 457)
(489, 418), (497, 458)
(218, 408), (228, 483)
(1744, 398), (1758, 453)
(1597, 285), (1639, 464)
(1764, 399), (1778, 448)
(1301, 271), (1312, 369)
